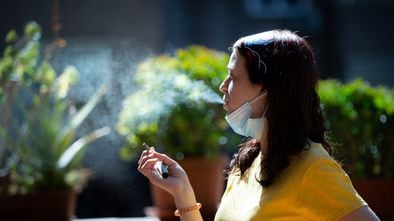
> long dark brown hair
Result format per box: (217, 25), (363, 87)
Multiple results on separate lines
(227, 30), (331, 187)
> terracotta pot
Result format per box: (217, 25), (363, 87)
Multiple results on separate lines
(0, 189), (77, 221)
(145, 155), (228, 221)
(352, 178), (394, 220)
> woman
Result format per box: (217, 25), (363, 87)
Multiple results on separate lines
(138, 30), (379, 221)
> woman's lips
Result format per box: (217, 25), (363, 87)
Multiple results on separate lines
(223, 100), (229, 108)
(223, 99), (229, 110)
(223, 95), (229, 104)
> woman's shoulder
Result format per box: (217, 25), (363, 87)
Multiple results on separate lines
(289, 141), (341, 178)
(294, 141), (354, 189)
(300, 141), (335, 164)
(294, 142), (367, 220)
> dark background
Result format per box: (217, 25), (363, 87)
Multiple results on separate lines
(1, 0), (393, 218)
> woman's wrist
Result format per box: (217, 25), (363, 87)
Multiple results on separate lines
(173, 186), (202, 220)
(173, 182), (198, 209)
(174, 203), (202, 217)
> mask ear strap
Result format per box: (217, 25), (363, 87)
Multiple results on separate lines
(250, 90), (267, 104)
(250, 90), (268, 118)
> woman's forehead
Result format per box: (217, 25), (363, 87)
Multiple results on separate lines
(228, 51), (241, 69)
(227, 50), (246, 72)
(227, 51), (237, 69)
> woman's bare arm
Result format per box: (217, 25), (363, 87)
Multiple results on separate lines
(339, 205), (380, 221)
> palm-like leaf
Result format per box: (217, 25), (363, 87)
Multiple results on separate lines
(57, 126), (111, 169)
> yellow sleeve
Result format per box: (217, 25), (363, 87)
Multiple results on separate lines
(296, 159), (367, 221)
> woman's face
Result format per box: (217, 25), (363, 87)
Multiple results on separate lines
(219, 49), (263, 114)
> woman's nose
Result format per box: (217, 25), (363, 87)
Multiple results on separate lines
(219, 78), (228, 93)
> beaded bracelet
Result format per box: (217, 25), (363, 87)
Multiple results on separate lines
(174, 203), (202, 217)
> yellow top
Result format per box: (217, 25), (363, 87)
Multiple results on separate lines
(215, 142), (367, 221)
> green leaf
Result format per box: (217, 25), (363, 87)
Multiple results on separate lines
(5, 30), (18, 43)
(54, 65), (79, 99)
(36, 61), (56, 85)
(57, 127), (111, 169)
(24, 21), (41, 40)
(0, 57), (14, 82)
(58, 83), (108, 142)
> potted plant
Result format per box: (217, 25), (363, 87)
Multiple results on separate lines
(0, 22), (110, 221)
(117, 46), (239, 220)
(318, 78), (394, 219)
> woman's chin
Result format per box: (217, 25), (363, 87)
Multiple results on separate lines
(223, 103), (230, 112)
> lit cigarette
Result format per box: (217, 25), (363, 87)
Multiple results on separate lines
(142, 143), (169, 179)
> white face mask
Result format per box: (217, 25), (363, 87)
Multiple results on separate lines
(225, 93), (267, 139)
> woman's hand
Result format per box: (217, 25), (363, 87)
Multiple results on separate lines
(138, 146), (203, 221)
(137, 147), (199, 207)
(137, 146), (188, 195)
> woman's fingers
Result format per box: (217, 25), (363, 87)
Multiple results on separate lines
(138, 157), (161, 177)
(150, 151), (177, 167)
(137, 147), (155, 168)
(138, 148), (170, 177)
(137, 148), (193, 198)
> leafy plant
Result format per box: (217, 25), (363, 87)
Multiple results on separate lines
(0, 22), (110, 195)
(117, 46), (239, 160)
(318, 78), (394, 179)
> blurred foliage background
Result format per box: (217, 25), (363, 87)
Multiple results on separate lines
(0, 22), (109, 195)
(1, 0), (393, 218)
(117, 46), (240, 160)
(319, 79), (394, 179)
